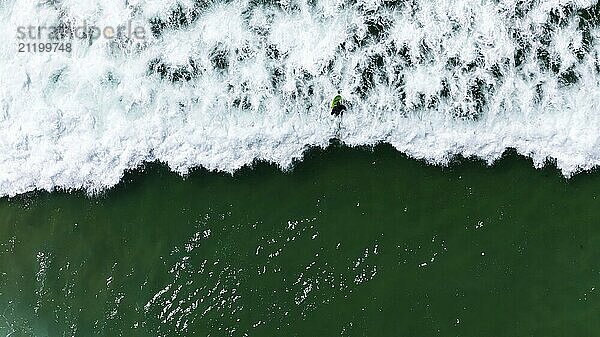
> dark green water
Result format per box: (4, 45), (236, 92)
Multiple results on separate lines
(1, 144), (599, 336)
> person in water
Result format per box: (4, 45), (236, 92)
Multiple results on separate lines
(331, 92), (347, 117)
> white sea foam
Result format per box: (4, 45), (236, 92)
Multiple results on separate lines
(1, 0), (599, 196)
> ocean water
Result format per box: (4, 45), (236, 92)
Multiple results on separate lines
(1, 0), (600, 196)
(2, 0), (600, 335)
(1, 145), (600, 336)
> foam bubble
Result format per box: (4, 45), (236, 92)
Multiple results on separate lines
(1, 0), (600, 196)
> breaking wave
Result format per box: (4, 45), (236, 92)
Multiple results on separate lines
(1, 0), (600, 196)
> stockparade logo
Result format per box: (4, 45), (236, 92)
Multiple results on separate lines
(16, 20), (147, 53)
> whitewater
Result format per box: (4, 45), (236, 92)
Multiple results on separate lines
(0, 0), (599, 197)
